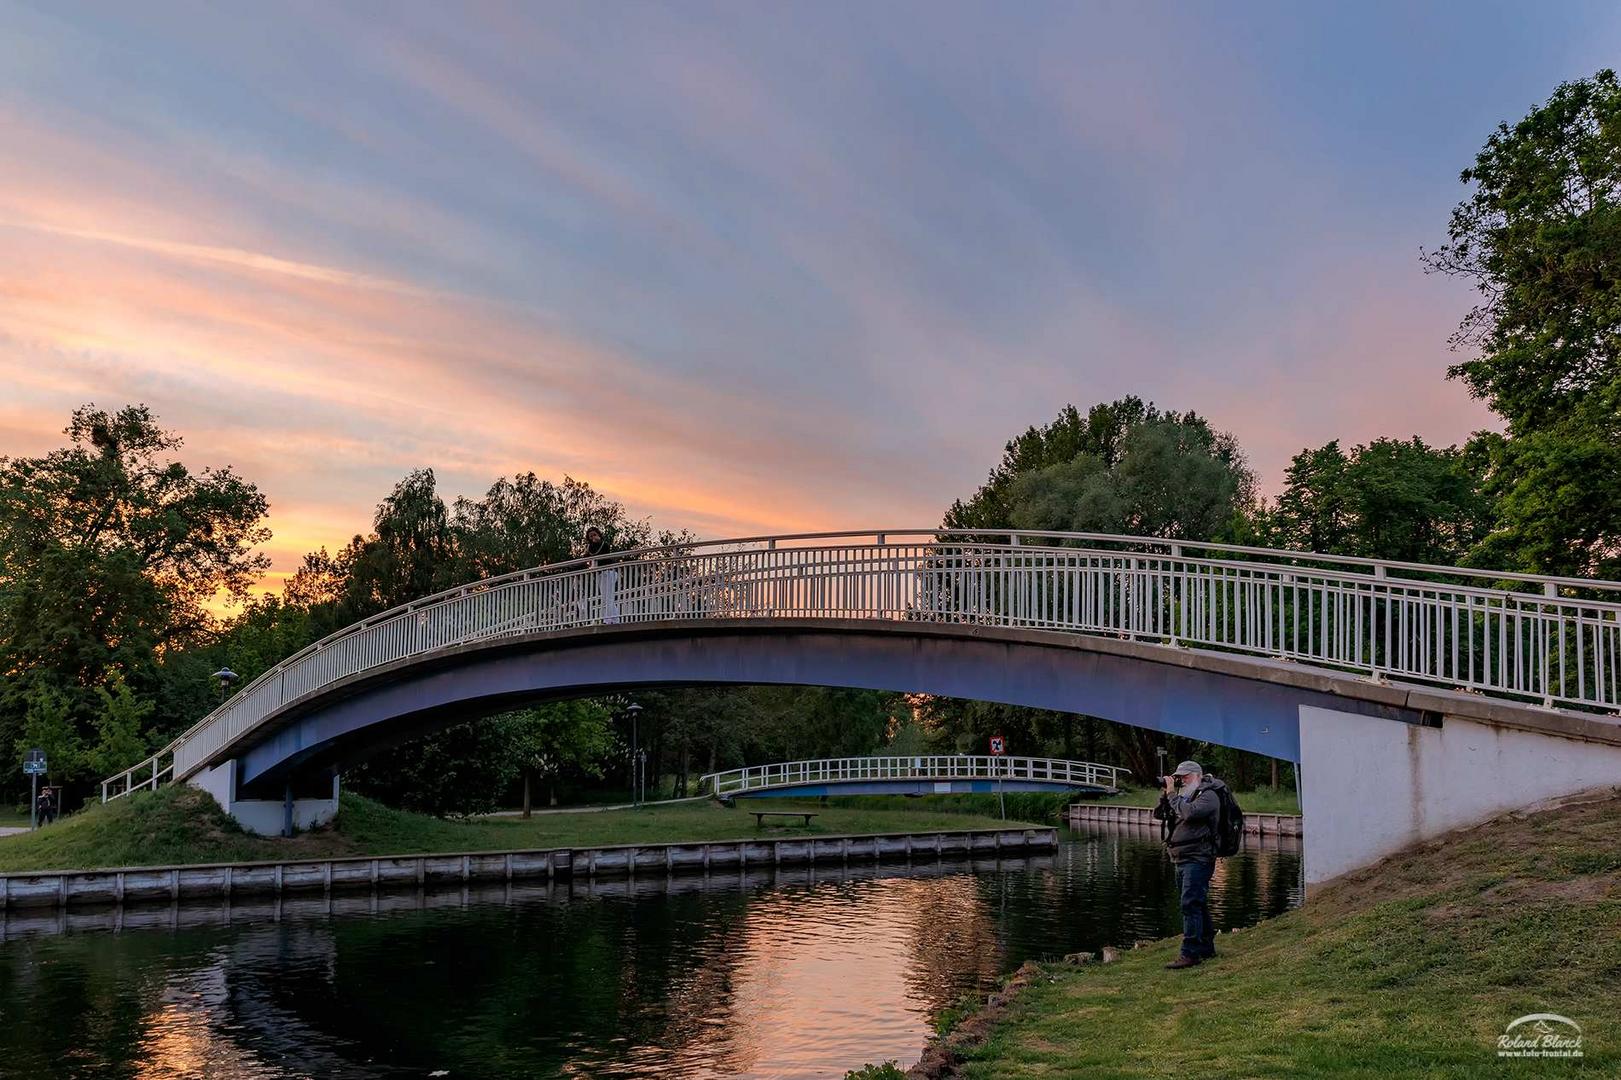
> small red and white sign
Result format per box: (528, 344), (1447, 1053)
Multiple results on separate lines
(988, 734), (1006, 756)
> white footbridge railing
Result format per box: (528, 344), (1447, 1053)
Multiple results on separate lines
(700, 756), (1126, 799)
(104, 529), (1621, 802)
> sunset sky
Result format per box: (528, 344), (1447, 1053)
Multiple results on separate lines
(5, 2), (1621, 594)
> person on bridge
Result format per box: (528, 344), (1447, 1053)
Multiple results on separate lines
(1152, 760), (1219, 969)
(582, 526), (620, 624)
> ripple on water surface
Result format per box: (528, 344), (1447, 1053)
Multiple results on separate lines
(0, 829), (1300, 1078)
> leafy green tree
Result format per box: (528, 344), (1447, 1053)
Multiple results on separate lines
(14, 683), (86, 789)
(1003, 417), (1254, 540)
(345, 715), (523, 817)
(947, 398), (1254, 540)
(1424, 69), (1621, 575)
(451, 473), (652, 580)
(1269, 437), (1494, 563)
(88, 671), (153, 780)
(506, 700), (615, 814)
(1465, 428), (1621, 575)
(335, 468), (455, 617)
(929, 401), (1256, 774)
(0, 404), (269, 796)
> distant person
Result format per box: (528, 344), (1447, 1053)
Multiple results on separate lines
(583, 526), (620, 624)
(36, 785), (57, 826)
(1152, 760), (1219, 969)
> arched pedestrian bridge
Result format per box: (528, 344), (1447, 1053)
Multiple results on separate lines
(701, 756), (1125, 800)
(100, 529), (1621, 885)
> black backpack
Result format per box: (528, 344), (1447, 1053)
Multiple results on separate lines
(1210, 779), (1245, 857)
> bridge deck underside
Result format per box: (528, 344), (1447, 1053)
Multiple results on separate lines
(224, 621), (1435, 796)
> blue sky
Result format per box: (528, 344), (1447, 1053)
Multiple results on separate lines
(3, 2), (1619, 586)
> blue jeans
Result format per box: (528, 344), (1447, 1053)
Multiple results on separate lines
(1175, 858), (1216, 959)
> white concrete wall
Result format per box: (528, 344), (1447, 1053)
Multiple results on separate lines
(1299, 705), (1621, 885)
(188, 760), (340, 836)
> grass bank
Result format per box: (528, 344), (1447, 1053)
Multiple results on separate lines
(1095, 784), (1301, 814)
(958, 788), (1620, 1078)
(823, 791), (1076, 823)
(0, 786), (1035, 874)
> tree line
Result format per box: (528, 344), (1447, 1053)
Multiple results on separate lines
(3, 69), (1617, 813)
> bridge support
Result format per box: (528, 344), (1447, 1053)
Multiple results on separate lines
(191, 759), (340, 836)
(1298, 704), (1621, 887)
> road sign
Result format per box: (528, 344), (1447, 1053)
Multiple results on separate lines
(22, 748), (46, 776)
(988, 734), (1006, 756)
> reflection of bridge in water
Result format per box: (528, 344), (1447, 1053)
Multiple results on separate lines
(702, 755), (1124, 800)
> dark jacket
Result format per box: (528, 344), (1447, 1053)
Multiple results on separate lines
(1152, 778), (1220, 863)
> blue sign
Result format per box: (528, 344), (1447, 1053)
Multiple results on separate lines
(22, 749), (46, 775)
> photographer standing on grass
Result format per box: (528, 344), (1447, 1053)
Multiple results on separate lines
(1152, 760), (1219, 969)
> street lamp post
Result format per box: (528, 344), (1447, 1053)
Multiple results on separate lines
(625, 702), (643, 806)
(213, 667), (239, 703)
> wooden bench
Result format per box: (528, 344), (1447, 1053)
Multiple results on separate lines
(752, 810), (817, 828)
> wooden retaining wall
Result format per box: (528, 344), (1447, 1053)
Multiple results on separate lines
(1068, 803), (1302, 837)
(0, 827), (1056, 911)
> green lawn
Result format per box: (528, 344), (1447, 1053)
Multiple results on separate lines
(0, 786), (1037, 874)
(1094, 784), (1301, 814)
(0, 805), (30, 828)
(963, 789), (1620, 1078)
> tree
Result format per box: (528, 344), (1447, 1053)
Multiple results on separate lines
(345, 716), (523, 817)
(929, 400), (1258, 781)
(506, 700), (615, 814)
(1269, 438), (1494, 563)
(947, 399), (1255, 540)
(1004, 417), (1254, 540)
(334, 468), (455, 618)
(451, 473), (651, 581)
(1424, 70), (1621, 575)
(1464, 427), (1621, 576)
(948, 397), (1158, 530)
(1270, 442), (1352, 554)
(88, 671), (153, 779)
(14, 683), (86, 790)
(0, 404), (270, 796)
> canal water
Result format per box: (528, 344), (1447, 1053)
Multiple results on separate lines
(0, 827), (1300, 1078)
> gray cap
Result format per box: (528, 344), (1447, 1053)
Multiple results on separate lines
(1173, 760), (1203, 776)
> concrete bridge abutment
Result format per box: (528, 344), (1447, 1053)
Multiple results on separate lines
(191, 759), (340, 837)
(1298, 704), (1621, 887)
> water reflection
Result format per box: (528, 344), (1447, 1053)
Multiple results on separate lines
(0, 830), (1300, 1078)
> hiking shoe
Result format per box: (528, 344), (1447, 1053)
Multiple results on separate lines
(1164, 955), (1201, 970)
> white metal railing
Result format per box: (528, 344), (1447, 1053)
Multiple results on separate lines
(100, 752), (174, 803)
(699, 756), (1126, 798)
(102, 529), (1621, 801)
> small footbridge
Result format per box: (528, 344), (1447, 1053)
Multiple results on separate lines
(701, 756), (1125, 801)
